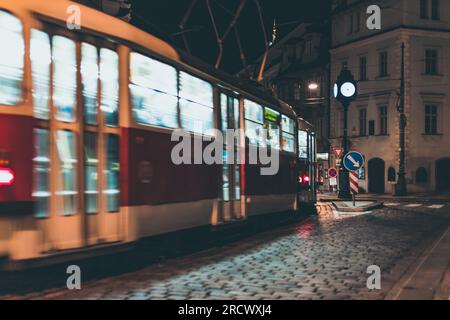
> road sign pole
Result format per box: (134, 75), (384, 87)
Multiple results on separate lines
(338, 102), (351, 200)
(350, 170), (359, 206)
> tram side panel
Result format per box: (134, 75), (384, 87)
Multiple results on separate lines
(244, 149), (297, 217)
(0, 114), (35, 258)
(123, 127), (221, 240)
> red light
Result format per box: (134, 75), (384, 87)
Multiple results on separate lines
(0, 168), (14, 186)
(303, 175), (310, 183)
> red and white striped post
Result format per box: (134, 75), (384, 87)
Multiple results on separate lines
(350, 171), (359, 206)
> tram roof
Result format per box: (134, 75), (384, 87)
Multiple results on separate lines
(3, 0), (297, 118)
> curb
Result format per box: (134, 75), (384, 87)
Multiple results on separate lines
(332, 201), (384, 213)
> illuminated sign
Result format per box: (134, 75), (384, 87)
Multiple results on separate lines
(264, 107), (280, 123)
(317, 153), (329, 161)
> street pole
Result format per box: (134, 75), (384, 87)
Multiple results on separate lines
(338, 101), (351, 199)
(395, 42), (407, 196)
(334, 68), (356, 200)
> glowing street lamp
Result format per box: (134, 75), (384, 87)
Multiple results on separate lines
(308, 82), (319, 91)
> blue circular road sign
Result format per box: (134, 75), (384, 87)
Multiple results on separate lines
(343, 151), (365, 172)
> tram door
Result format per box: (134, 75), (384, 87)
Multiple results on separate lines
(32, 28), (122, 252)
(219, 93), (242, 222)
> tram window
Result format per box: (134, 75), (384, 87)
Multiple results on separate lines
(179, 71), (213, 106)
(179, 99), (214, 134)
(244, 99), (265, 146)
(264, 108), (280, 150)
(179, 72), (214, 134)
(298, 130), (308, 159)
(130, 52), (178, 129)
(234, 165), (241, 200)
(31, 29), (51, 119)
(130, 52), (177, 95)
(33, 128), (50, 218)
(233, 98), (240, 129)
(81, 43), (99, 125)
(309, 134), (316, 163)
(55, 130), (78, 216)
(100, 48), (119, 127)
(281, 115), (295, 153)
(244, 99), (264, 123)
(0, 11), (24, 106)
(104, 134), (120, 213)
(53, 36), (77, 122)
(266, 122), (280, 149)
(222, 150), (230, 201)
(220, 94), (228, 131)
(84, 132), (98, 214)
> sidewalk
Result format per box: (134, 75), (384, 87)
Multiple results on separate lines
(385, 227), (450, 300)
(318, 191), (450, 202)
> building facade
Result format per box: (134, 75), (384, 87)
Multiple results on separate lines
(330, 0), (450, 194)
(239, 22), (331, 190)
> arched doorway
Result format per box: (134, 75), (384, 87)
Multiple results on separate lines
(436, 158), (450, 192)
(368, 158), (385, 194)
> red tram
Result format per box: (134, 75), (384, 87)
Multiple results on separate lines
(0, 0), (316, 265)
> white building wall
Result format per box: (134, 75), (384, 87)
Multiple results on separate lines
(330, 0), (450, 193)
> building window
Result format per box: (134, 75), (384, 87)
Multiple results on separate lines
(348, 15), (354, 34)
(420, 0), (428, 19)
(425, 104), (438, 135)
(305, 40), (313, 57)
(421, 0), (440, 20)
(293, 82), (301, 100)
(425, 49), (438, 75)
(359, 56), (367, 80)
(379, 51), (388, 77)
(387, 167), (396, 182)
(355, 12), (361, 33)
(379, 106), (388, 135)
(359, 109), (367, 136)
(368, 120), (375, 136)
(432, 0), (440, 20)
(416, 167), (428, 184)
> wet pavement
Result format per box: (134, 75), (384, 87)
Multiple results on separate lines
(2, 201), (450, 300)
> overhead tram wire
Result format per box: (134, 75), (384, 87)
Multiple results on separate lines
(178, 0), (199, 54)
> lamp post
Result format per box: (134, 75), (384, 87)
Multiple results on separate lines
(333, 68), (357, 200)
(395, 43), (407, 196)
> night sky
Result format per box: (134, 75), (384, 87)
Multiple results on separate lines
(131, 0), (330, 74)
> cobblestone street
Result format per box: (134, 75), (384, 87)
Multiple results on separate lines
(3, 202), (450, 300)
